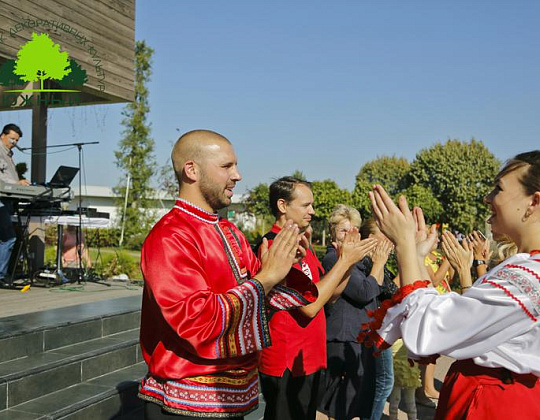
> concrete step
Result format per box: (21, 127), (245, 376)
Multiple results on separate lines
(0, 296), (141, 364)
(0, 362), (147, 419)
(0, 329), (141, 410)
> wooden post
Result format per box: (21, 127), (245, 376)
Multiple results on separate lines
(31, 91), (47, 183)
(28, 86), (48, 273)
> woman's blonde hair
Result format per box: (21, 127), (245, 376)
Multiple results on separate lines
(328, 204), (362, 241)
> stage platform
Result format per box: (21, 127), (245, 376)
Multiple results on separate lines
(0, 279), (143, 318)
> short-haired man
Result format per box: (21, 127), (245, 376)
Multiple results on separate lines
(138, 131), (317, 419)
(258, 176), (376, 420)
(0, 123), (29, 287)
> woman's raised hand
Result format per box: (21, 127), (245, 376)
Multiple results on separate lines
(369, 185), (415, 246)
(441, 231), (473, 273)
(413, 207), (438, 258)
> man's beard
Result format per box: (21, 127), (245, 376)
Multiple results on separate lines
(199, 171), (231, 211)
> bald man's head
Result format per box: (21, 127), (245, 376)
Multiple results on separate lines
(172, 130), (232, 184)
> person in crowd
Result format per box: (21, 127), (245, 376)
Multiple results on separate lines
(138, 130), (317, 419)
(0, 123), (29, 287)
(416, 240), (454, 407)
(424, 245), (453, 294)
(388, 338), (420, 420)
(358, 218), (398, 420)
(61, 225), (92, 269)
(442, 230), (493, 284)
(365, 150), (540, 419)
(316, 207), (391, 420)
(258, 179), (376, 420)
(467, 230), (492, 277)
(441, 232), (474, 295)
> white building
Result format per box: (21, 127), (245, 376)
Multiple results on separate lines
(70, 186), (255, 230)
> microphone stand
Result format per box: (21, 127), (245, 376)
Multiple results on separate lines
(19, 141), (106, 286)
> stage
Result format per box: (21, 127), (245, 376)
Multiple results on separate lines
(0, 279), (143, 318)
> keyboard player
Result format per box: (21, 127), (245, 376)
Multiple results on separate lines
(0, 124), (29, 287)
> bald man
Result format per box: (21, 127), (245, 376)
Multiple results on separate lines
(138, 130), (318, 419)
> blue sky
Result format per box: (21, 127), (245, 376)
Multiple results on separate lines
(3, 1), (540, 193)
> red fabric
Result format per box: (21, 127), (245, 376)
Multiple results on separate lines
(139, 201), (264, 380)
(139, 201), (320, 416)
(436, 359), (540, 420)
(258, 224), (327, 377)
(358, 280), (430, 355)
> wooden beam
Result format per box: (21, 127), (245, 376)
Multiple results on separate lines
(31, 88), (47, 183)
(29, 81), (48, 271)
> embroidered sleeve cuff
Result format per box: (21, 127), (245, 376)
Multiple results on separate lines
(267, 283), (318, 311)
(216, 279), (271, 358)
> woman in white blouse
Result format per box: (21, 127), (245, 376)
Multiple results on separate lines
(366, 150), (540, 419)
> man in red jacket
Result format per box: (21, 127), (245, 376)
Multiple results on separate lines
(139, 131), (317, 419)
(258, 176), (376, 420)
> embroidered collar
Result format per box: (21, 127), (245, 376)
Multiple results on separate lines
(174, 198), (219, 224)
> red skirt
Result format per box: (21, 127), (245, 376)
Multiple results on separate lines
(436, 359), (540, 420)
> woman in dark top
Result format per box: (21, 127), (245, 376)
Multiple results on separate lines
(359, 219), (399, 420)
(318, 205), (393, 420)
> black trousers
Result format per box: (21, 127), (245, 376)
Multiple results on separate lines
(317, 341), (374, 420)
(259, 369), (321, 420)
(144, 402), (244, 419)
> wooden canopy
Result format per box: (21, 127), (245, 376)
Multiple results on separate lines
(0, 0), (135, 109)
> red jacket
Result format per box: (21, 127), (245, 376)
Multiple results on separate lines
(259, 224), (327, 377)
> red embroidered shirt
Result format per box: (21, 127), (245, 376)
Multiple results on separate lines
(258, 224), (327, 377)
(138, 200), (315, 417)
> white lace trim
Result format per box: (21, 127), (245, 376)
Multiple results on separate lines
(174, 198), (219, 225)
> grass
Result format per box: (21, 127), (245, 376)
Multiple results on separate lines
(45, 246), (142, 280)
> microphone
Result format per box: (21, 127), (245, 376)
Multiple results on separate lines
(10, 139), (24, 152)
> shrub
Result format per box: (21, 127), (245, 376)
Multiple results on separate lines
(93, 250), (142, 280)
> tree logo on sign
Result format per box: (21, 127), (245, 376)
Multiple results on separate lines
(0, 32), (87, 92)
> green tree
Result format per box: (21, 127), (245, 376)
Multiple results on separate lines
(245, 183), (271, 218)
(409, 139), (500, 233)
(351, 177), (373, 219)
(114, 40), (156, 245)
(158, 159), (179, 198)
(14, 32), (71, 90)
(291, 170), (307, 181)
(0, 60), (25, 86)
(355, 155), (410, 195)
(245, 182), (274, 236)
(352, 155), (410, 218)
(58, 59), (88, 87)
(312, 179), (352, 245)
(400, 184), (443, 224)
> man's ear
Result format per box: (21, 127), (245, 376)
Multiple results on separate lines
(183, 160), (198, 182)
(277, 198), (288, 215)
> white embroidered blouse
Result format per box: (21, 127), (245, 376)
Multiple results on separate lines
(376, 252), (540, 376)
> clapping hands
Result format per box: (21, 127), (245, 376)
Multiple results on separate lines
(369, 185), (437, 256)
(338, 227), (377, 266)
(467, 231), (492, 261)
(441, 231), (474, 273)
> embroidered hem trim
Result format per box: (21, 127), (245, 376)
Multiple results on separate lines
(358, 280), (430, 355)
(139, 371), (259, 418)
(139, 393), (258, 418)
